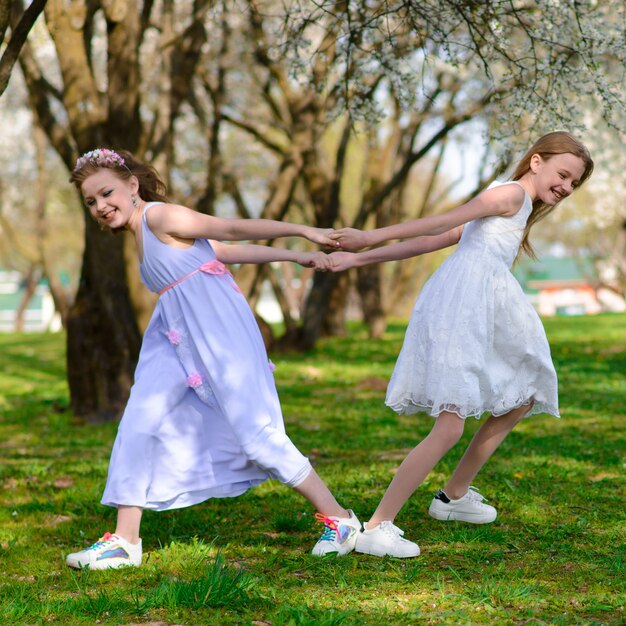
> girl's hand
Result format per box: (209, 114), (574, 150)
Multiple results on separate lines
(302, 226), (341, 248)
(329, 227), (371, 251)
(329, 251), (357, 272)
(297, 251), (331, 271)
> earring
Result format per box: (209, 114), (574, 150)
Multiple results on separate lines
(132, 195), (138, 207)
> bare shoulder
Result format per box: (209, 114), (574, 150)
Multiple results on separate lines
(478, 183), (526, 217)
(145, 202), (190, 229)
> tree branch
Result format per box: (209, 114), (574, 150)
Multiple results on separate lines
(0, 0), (47, 97)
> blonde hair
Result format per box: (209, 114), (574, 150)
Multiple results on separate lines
(511, 131), (594, 258)
(69, 149), (168, 203)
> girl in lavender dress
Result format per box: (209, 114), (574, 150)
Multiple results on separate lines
(66, 149), (360, 569)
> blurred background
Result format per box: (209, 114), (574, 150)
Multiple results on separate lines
(1, 0), (624, 420)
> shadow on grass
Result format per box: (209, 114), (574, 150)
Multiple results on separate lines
(1, 316), (625, 624)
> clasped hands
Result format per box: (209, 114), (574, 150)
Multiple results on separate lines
(299, 227), (368, 272)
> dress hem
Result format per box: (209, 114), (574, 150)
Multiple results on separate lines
(385, 397), (560, 420)
(101, 478), (268, 512)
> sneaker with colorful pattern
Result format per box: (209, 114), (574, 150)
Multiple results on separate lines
(311, 510), (361, 556)
(66, 532), (142, 570)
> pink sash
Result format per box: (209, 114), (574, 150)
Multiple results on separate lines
(158, 259), (235, 296)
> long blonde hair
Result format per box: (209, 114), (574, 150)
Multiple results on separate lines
(511, 131), (594, 258)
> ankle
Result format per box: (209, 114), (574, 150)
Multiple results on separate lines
(320, 507), (350, 519)
(442, 487), (467, 501)
(365, 519), (388, 530)
(115, 531), (140, 545)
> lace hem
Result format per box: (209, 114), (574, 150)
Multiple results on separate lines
(385, 396), (560, 420)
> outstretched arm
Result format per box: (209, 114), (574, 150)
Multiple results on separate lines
(330, 183), (525, 251)
(211, 241), (331, 270)
(329, 228), (462, 272)
(147, 203), (339, 247)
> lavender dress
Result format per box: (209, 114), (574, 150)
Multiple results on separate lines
(101, 203), (311, 511)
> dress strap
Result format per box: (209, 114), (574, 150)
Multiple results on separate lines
(158, 259), (232, 296)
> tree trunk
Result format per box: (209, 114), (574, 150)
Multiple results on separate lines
(299, 271), (341, 349)
(66, 215), (141, 423)
(321, 272), (349, 337)
(356, 264), (386, 338)
(14, 266), (38, 332)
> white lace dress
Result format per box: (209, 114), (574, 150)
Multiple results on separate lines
(385, 181), (559, 420)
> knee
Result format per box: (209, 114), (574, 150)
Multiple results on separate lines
(432, 415), (465, 450)
(512, 401), (533, 425)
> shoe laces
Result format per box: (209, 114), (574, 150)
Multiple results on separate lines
(87, 532), (117, 551)
(466, 486), (488, 505)
(314, 513), (340, 541)
(378, 521), (405, 538)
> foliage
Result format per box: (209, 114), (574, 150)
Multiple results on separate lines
(276, 0), (626, 135)
(2, 0), (625, 417)
(0, 314), (624, 624)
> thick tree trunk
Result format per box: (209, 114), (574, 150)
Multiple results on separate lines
(321, 272), (349, 337)
(66, 214), (141, 423)
(299, 271), (341, 349)
(356, 264), (386, 339)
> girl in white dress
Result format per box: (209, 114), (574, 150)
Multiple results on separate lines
(329, 132), (594, 558)
(65, 149), (361, 569)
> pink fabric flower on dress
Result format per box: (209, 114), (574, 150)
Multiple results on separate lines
(268, 360), (276, 372)
(166, 329), (181, 346)
(186, 373), (203, 389)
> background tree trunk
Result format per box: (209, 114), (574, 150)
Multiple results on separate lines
(66, 215), (141, 422)
(14, 265), (37, 332)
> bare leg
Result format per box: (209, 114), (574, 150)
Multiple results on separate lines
(114, 470), (348, 544)
(443, 403), (531, 499)
(368, 411), (465, 527)
(115, 505), (143, 544)
(294, 468), (350, 518)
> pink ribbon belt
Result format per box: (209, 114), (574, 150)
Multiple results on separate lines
(159, 259), (234, 296)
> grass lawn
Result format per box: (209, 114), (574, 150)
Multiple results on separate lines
(0, 314), (624, 625)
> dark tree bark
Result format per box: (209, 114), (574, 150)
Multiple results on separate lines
(66, 215), (141, 422)
(13, 0), (214, 420)
(29, 0), (142, 421)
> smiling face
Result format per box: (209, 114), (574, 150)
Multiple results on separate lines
(81, 169), (139, 230)
(530, 152), (586, 205)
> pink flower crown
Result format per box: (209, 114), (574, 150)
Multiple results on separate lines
(74, 148), (126, 172)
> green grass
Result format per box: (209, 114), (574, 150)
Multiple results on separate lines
(0, 314), (624, 625)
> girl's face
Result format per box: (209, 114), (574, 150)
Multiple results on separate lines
(81, 169), (138, 230)
(531, 152), (586, 205)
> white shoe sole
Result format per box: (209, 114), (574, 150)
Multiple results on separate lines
(428, 506), (496, 524)
(355, 537), (420, 558)
(311, 544), (355, 557)
(66, 557), (140, 570)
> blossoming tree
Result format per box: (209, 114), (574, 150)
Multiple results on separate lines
(3, 0), (624, 420)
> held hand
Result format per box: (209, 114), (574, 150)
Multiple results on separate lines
(297, 251), (332, 271)
(329, 227), (371, 251)
(328, 251), (357, 272)
(303, 226), (342, 248)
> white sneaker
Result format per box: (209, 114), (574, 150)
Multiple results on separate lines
(66, 532), (142, 570)
(355, 521), (420, 558)
(311, 510), (361, 556)
(428, 487), (497, 524)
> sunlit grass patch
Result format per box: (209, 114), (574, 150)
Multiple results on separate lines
(1, 315), (625, 624)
